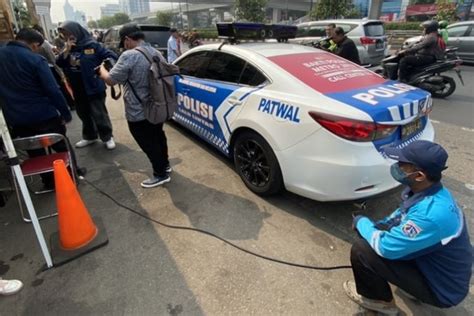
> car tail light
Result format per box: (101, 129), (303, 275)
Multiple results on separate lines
(308, 112), (397, 142)
(360, 37), (375, 45)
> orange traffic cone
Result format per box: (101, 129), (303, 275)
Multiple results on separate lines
(49, 159), (108, 267)
(54, 159), (97, 249)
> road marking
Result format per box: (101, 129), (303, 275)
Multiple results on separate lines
(430, 119), (474, 132)
(465, 183), (474, 191)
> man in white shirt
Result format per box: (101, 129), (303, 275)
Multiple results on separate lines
(167, 28), (180, 63)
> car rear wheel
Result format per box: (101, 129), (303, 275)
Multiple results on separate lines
(233, 131), (283, 196)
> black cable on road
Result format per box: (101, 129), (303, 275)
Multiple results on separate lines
(84, 179), (352, 271)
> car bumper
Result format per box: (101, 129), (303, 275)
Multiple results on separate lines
(275, 120), (435, 202)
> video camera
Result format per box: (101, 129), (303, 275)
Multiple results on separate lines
(94, 58), (115, 76)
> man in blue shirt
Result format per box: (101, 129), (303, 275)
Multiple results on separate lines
(345, 141), (472, 314)
(0, 29), (82, 189)
(167, 28), (180, 63)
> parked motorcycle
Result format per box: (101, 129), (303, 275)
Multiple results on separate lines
(189, 39), (202, 49)
(372, 48), (464, 98)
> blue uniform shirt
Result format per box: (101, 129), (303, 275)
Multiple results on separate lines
(356, 182), (472, 307)
(0, 41), (71, 126)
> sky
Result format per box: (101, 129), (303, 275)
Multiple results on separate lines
(50, 0), (173, 22)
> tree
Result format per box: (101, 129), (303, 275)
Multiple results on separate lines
(235, 0), (267, 23)
(156, 10), (173, 26)
(309, 0), (355, 20)
(435, 0), (458, 22)
(87, 20), (98, 29)
(96, 13), (131, 29)
(11, 0), (31, 28)
(113, 12), (131, 25)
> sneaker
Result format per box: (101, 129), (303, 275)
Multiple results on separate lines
(165, 165), (172, 173)
(0, 279), (23, 295)
(343, 280), (399, 315)
(140, 175), (171, 188)
(75, 139), (97, 148)
(104, 137), (116, 150)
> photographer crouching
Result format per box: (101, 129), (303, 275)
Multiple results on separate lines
(98, 23), (171, 189)
(345, 141), (472, 314)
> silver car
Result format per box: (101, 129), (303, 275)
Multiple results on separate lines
(403, 21), (474, 63)
(291, 19), (388, 65)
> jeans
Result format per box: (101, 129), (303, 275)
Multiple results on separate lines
(12, 116), (81, 187)
(127, 120), (169, 178)
(399, 55), (436, 82)
(350, 237), (444, 307)
(75, 92), (113, 142)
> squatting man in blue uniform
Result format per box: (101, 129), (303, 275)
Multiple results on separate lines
(345, 140), (472, 314)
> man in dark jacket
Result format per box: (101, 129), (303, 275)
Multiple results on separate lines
(0, 29), (82, 190)
(332, 27), (361, 65)
(345, 141), (472, 314)
(398, 20), (444, 82)
(57, 21), (117, 150)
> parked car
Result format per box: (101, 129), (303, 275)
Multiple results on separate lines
(403, 21), (474, 63)
(172, 41), (434, 201)
(101, 24), (170, 59)
(291, 19), (388, 65)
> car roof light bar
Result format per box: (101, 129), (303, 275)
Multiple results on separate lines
(216, 22), (297, 46)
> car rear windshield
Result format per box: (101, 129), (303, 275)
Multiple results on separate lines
(143, 31), (169, 48)
(364, 23), (385, 37)
(268, 52), (385, 94)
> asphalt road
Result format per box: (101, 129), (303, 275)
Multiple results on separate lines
(430, 65), (474, 129)
(0, 60), (473, 315)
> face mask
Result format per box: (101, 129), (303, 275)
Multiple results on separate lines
(390, 163), (418, 185)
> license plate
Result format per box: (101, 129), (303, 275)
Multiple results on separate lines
(401, 119), (423, 140)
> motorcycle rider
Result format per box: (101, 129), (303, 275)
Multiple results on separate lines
(398, 20), (444, 83)
(189, 28), (201, 48)
(314, 23), (337, 52)
(438, 20), (449, 44)
(332, 27), (361, 65)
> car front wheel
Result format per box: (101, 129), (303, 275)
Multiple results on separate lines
(233, 131), (283, 196)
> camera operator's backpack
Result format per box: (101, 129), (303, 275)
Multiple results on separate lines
(132, 47), (180, 124)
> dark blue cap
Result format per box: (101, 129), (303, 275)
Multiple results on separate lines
(384, 140), (448, 176)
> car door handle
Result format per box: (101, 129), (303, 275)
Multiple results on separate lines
(228, 98), (243, 106)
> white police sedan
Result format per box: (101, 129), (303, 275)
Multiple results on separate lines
(172, 42), (434, 201)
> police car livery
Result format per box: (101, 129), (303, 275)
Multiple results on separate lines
(172, 26), (434, 201)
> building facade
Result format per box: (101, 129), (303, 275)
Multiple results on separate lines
(100, 3), (120, 18)
(119, 0), (150, 16)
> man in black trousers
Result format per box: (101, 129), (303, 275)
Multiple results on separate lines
(0, 29), (83, 190)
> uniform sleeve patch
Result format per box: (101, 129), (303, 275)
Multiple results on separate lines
(402, 220), (422, 238)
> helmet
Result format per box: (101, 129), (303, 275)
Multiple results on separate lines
(439, 20), (448, 29)
(421, 20), (439, 34)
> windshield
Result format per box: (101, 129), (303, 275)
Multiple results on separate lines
(143, 31), (169, 48)
(364, 23), (385, 37)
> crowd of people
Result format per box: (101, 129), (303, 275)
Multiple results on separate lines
(318, 20), (446, 81)
(0, 23), (471, 315)
(0, 22), (174, 190)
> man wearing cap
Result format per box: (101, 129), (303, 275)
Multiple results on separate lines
(344, 140), (472, 314)
(98, 23), (171, 188)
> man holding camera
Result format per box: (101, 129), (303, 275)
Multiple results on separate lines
(346, 141), (472, 314)
(57, 21), (117, 150)
(99, 23), (171, 188)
